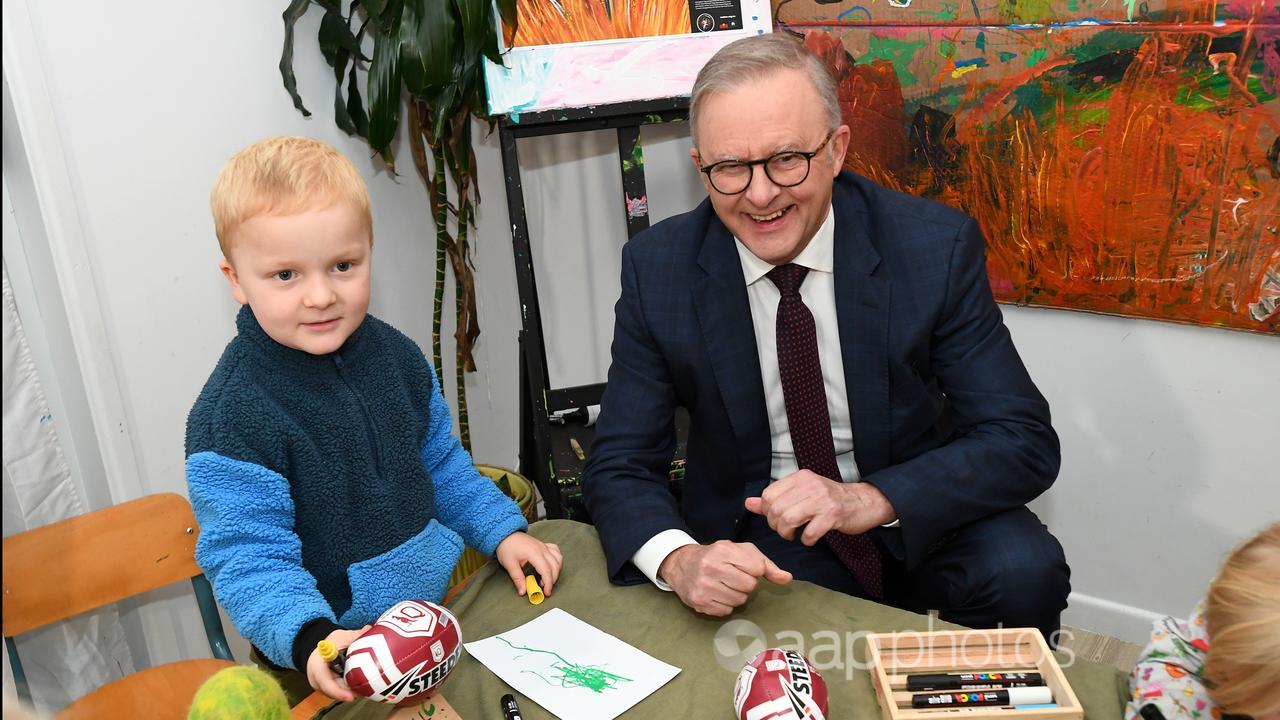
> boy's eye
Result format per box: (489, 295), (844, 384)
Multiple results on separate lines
(334, 261), (353, 272)
(274, 270), (295, 281)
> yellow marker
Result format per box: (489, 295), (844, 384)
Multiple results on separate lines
(316, 640), (345, 676)
(525, 574), (545, 605)
(569, 437), (586, 461)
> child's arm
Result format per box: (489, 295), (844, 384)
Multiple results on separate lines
(417, 368), (528, 556)
(187, 450), (339, 671)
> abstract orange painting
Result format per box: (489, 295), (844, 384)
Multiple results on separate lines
(781, 0), (1278, 332)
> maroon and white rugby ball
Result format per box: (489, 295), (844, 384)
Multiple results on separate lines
(733, 648), (829, 720)
(343, 600), (462, 706)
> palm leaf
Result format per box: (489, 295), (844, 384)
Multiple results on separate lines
(279, 0), (313, 116)
(367, 30), (403, 166)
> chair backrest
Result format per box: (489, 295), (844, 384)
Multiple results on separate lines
(2, 493), (233, 703)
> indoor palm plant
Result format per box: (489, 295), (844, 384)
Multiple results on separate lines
(278, 0), (516, 450)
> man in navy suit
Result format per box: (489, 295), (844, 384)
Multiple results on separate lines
(581, 33), (1070, 641)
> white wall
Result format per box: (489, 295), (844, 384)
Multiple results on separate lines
(3, 3), (1275, 697)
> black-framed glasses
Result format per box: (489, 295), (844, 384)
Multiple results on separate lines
(698, 131), (835, 195)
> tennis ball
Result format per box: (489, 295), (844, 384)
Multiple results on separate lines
(188, 666), (290, 720)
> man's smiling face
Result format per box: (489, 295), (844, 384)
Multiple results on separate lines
(691, 68), (849, 265)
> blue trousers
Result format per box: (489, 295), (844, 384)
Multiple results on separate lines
(737, 505), (1071, 645)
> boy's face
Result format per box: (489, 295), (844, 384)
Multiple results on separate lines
(220, 202), (372, 356)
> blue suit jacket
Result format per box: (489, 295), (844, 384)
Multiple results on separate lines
(582, 172), (1060, 584)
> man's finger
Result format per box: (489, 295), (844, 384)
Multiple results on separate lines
(744, 496), (765, 515)
(762, 557), (793, 584)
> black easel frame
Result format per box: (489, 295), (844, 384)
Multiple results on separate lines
(499, 98), (690, 520)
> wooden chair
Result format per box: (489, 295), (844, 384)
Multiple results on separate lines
(2, 492), (237, 719)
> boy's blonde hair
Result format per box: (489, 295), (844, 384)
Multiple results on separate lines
(210, 136), (372, 257)
(1204, 523), (1280, 717)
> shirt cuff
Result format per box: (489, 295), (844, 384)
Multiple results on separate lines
(881, 519), (901, 528)
(632, 529), (698, 591)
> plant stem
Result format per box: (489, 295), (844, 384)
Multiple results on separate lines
(432, 145), (448, 393)
(455, 207), (472, 452)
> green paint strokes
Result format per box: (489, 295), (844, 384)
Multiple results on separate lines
(1077, 107), (1110, 125)
(1026, 47), (1048, 68)
(999, 51), (1018, 63)
(1174, 72), (1277, 111)
(914, 2), (959, 21)
(865, 35), (927, 87)
(997, 0), (1054, 23)
(496, 636), (634, 694)
(976, 32), (986, 52)
(1123, 0), (1137, 19)
(1067, 0), (1079, 10)
(939, 40), (958, 60)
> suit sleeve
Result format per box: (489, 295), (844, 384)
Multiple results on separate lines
(419, 362), (528, 556)
(863, 217), (1061, 567)
(582, 242), (684, 584)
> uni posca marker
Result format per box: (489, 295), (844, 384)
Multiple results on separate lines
(907, 672), (1043, 691)
(912, 687), (1053, 709)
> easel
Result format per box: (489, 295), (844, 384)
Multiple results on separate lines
(499, 98), (692, 520)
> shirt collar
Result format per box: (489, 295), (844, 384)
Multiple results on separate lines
(734, 204), (835, 286)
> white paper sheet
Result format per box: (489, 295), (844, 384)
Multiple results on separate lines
(464, 608), (681, 720)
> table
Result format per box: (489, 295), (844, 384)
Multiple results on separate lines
(314, 520), (1128, 719)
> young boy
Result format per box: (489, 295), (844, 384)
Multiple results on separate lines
(186, 136), (563, 702)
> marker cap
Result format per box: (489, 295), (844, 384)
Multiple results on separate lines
(1008, 687), (1053, 706)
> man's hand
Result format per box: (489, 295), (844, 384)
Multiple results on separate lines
(306, 625), (370, 702)
(496, 531), (563, 597)
(658, 541), (792, 616)
(744, 470), (896, 545)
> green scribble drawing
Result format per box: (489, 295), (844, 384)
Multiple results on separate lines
(496, 635), (634, 693)
(415, 701), (436, 718)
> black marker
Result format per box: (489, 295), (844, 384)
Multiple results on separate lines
(907, 671), (1043, 691)
(501, 693), (523, 720)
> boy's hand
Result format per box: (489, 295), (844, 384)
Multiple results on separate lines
(496, 532), (563, 598)
(305, 625), (370, 702)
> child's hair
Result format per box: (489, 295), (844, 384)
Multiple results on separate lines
(210, 136), (371, 257)
(1203, 523), (1280, 717)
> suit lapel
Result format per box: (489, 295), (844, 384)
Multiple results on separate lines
(692, 221), (771, 477)
(832, 181), (892, 475)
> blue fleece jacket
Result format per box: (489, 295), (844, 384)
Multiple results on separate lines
(185, 306), (526, 670)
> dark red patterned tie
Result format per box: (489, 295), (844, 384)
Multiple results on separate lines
(767, 263), (883, 599)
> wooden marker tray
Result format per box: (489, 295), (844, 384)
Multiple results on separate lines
(866, 628), (1083, 720)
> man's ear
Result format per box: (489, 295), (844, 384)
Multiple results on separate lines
(219, 259), (248, 305)
(829, 124), (852, 176)
(690, 149), (712, 191)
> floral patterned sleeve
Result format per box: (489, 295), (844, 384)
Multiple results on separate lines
(1124, 600), (1221, 720)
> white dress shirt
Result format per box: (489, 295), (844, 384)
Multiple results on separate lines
(632, 206), (892, 589)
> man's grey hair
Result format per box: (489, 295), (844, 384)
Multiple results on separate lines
(689, 33), (842, 148)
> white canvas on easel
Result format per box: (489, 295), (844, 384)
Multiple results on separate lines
(465, 608), (681, 720)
